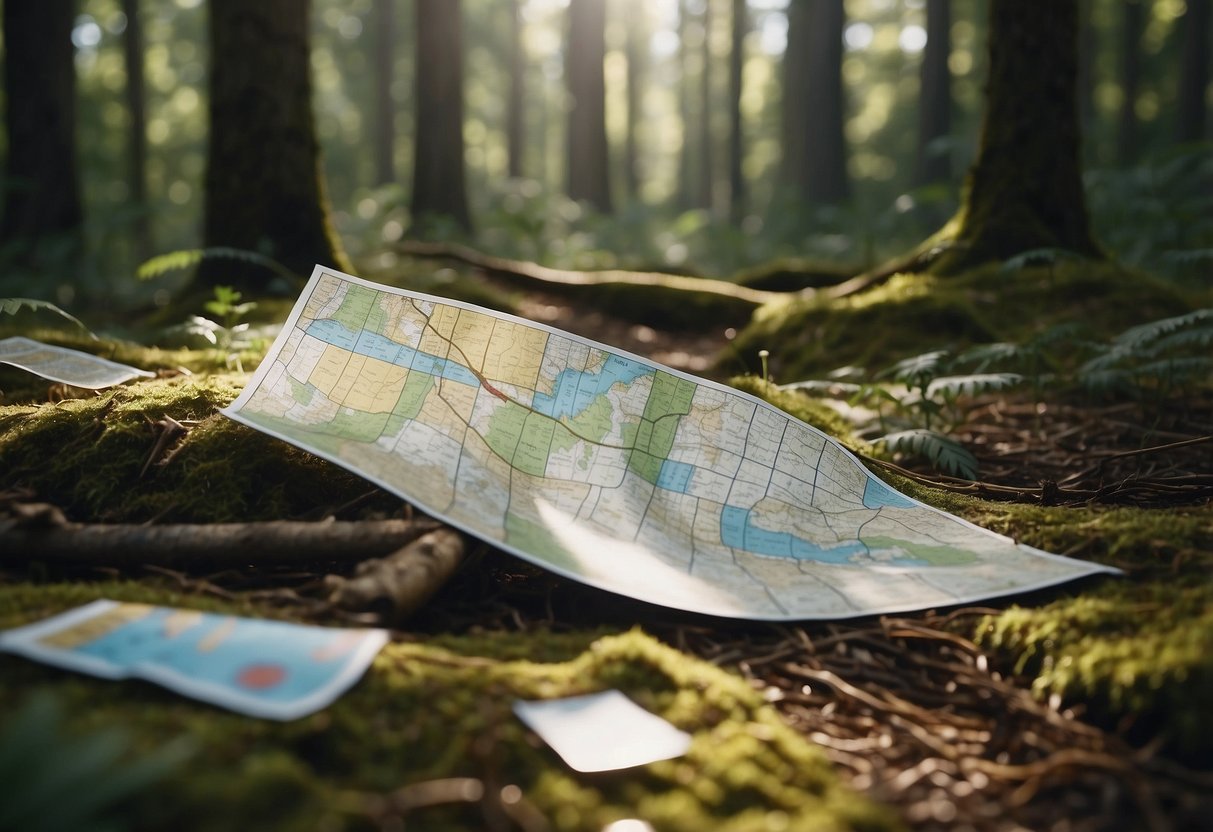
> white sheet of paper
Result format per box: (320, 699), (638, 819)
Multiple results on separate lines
(513, 690), (692, 772)
(0, 336), (153, 389)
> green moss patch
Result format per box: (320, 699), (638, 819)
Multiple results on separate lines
(0, 583), (899, 832)
(728, 261), (1195, 382)
(0, 375), (394, 522)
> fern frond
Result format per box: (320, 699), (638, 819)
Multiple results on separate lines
(136, 247), (301, 283)
(878, 429), (979, 480)
(0, 297), (97, 339)
(954, 342), (1022, 372)
(1112, 308), (1213, 349)
(1000, 247), (1087, 272)
(926, 373), (1023, 400)
(878, 350), (950, 383)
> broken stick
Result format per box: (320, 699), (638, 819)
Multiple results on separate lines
(327, 528), (467, 623)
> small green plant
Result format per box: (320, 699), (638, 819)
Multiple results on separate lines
(163, 285), (259, 372)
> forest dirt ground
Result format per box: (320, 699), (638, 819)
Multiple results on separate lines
(2, 266), (1211, 832)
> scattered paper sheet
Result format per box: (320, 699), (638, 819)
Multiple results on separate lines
(0, 599), (388, 720)
(0, 336), (153, 389)
(224, 266), (1119, 620)
(513, 690), (692, 772)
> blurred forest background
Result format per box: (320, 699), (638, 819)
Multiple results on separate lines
(0, 0), (1210, 315)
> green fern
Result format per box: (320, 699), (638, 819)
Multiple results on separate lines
(0, 297), (97, 339)
(136, 247), (301, 284)
(878, 428), (979, 480)
(999, 247), (1088, 272)
(925, 373), (1023, 400)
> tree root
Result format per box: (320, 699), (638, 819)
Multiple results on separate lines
(0, 517), (441, 568)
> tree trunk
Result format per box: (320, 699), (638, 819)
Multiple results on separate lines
(1116, 0), (1144, 166)
(0, 0), (83, 255)
(201, 0), (350, 290)
(914, 0), (952, 186)
(697, 0), (715, 212)
(372, 0), (396, 186)
(677, 0), (694, 209)
(411, 0), (472, 231)
(1076, 0), (1097, 136)
(122, 0), (152, 262)
(728, 0), (747, 222)
(1177, 0), (1210, 143)
(623, 0), (643, 201)
(780, 0), (809, 201)
(934, 0), (1100, 274)
(565, 0), (612, 213)
(507, 0), (526, 179)
(803, 0), (848, 205)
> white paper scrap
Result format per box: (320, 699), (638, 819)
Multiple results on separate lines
(513, 690), (692, 772)
(0, 336), (153, 389)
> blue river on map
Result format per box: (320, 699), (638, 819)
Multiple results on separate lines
(307, 319), (481, 387)
(530, 355), (653, 420)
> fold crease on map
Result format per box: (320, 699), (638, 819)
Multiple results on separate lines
(224, 266), (1119, 620)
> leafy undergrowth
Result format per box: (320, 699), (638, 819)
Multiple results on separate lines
(0, 583), (898, 832)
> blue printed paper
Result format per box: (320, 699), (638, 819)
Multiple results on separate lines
(0, 600), (388, 720)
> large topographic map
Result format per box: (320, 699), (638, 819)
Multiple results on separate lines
(225, 268), (1117, 620)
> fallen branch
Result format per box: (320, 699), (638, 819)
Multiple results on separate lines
(0, 518), (441, 568)
(327, 528), (467, 623)
(398, 240), (781, 327)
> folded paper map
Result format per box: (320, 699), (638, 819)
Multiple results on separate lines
(0, 599), (388, 720)
(0, 336), (153, 389)
(224, 267), (1118, 620)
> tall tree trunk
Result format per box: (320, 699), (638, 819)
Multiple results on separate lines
(728, 0), (747, 222)
(934, 0), (1100, 274)
(623, 0), (643, 201)
(677, 0), (694, 209)
(372, 0), (396, 186)
(122, 0), (152, 261)
(0, 0), (83, 255)
(565, 0), (612, 213)
(201, 0), (350, 290)
(697, 0), (715, 212)
(411, 0), (472, 231)
(1076, 0), (1097, 135)
(1116, 0), (1144, 166)
(1177, 0), (1211, 142)
(507, 0), (526, 179)
(915, 0), (952, 186)
(780, 0), (809, 202)
(803, 0), (848, 205)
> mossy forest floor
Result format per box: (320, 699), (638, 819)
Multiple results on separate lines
(2, 257), (1211, 832)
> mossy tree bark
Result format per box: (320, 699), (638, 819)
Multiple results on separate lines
(0, 0), (83, 260)
(411, 0), (473, 232)
(201, 0), (350, 291)
(566, 0), (613, 214)
(931, 0), (1101, 275)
